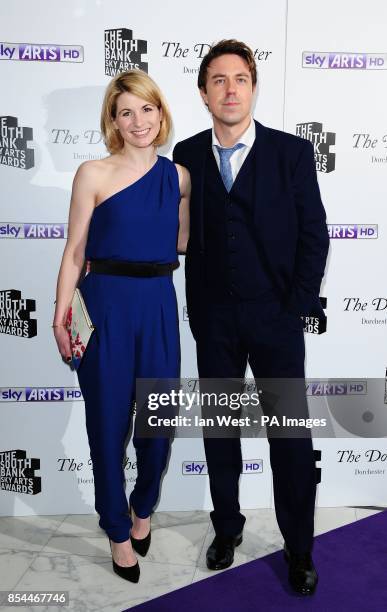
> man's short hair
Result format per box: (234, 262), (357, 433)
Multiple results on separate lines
(197, 39), (257, 90)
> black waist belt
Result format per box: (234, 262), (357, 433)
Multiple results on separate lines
(89, 259), (179, 277)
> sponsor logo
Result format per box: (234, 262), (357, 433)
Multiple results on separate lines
(327, 224), (378, 239)
(0, 116), (34, 169)
(343, 298), (387, 312)
(352, 133), (387, 164)
(182, 460), (263, 475)
(0, 387), (83, 402)
(296, 122), (336, 173)
(50, 128), (103, 147)
(0, 42), (83, 62)
(162, 42), (272, 74)
(303, 297), (327, 335)
(343, 297), (387, 326)
(105, 28), (147, 75)
(57, 457), (136, 471)
(302, 51), (387, 70)
(48, 128), (105, 168)
(0, 290), (37, 338)
(57, 456), (137, 484)
(337, 449), (387, 475)
(0, 223), (67, 239)
(0, 449), (41, 494)
(306, 381), (367, 396)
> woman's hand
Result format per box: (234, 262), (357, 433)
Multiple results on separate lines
(53, 325), (72, 363)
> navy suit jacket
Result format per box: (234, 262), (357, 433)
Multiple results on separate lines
(173, 120), (329, 340)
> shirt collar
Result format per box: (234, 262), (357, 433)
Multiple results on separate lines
(212, 117), (256, 149)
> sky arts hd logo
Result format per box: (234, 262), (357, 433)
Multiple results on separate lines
(0, 290), (36, 338)
(302, 52), (387, 70)
(0, 387), (83, 402)
(0, 116), (34, 169)
(0, 449), (41, 495)
(306, 381), (367, 396)
(0, 42), (83, 62)
(296, 122), (335, 173)
(0, 223), (67, 239)
(327, 225), (378, 239)
(182, 460), (263, 475)
(105, 28), (147, 76)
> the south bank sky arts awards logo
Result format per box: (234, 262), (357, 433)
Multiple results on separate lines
(0, 116), (34, 169)
(0, 290), (37, 338)
(302, 297), (327, 335)
(105, 28), (148, 76)
(296, 122), (335, 173)
(183, 300), (328, 334)
(302, 51), (387, 70)
(0, 449), (41, 495)
(0, 41), (83, 63)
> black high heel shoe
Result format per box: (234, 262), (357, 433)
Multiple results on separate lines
(129, 506), (151, 557)
(109, 539), (140, 583)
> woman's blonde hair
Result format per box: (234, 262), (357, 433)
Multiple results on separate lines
(101, 70), (172, 153)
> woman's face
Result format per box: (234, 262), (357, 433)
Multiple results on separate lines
(113, 91), (162, 150)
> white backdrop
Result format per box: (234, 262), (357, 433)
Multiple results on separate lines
(1, 0), (387, 517)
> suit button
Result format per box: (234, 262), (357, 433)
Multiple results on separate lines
(229, 290), (234, 296)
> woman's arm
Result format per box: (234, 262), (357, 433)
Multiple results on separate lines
(175, 163), (191, 255)
(53, 161), (99, 361)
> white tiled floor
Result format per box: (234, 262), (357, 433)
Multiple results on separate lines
(0, 507), (383, 612)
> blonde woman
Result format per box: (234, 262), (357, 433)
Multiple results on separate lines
(53, 70), (190, 582)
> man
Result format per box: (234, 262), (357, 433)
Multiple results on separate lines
(173, 40), (329, 596)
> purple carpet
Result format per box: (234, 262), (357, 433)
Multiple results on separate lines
(126, 510), (387, 612)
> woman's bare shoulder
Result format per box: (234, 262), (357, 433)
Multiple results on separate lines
(73, 157), (117, 191)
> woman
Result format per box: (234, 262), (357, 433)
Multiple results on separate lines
(53, 70), (190, 582)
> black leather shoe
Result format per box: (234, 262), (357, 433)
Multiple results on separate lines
(284, 543), (318, 595)
(206, 533), (243, 570)
(109, 539), (140, 583)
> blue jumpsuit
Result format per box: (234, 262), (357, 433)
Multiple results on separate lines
(77, 156), (180, 543)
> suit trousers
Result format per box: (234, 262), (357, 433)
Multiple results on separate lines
(196, 295), (317, 555)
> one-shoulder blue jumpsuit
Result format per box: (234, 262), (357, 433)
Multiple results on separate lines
(77, 156), (180, 543)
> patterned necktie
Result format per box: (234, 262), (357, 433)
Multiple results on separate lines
(215, 143), (245, 192)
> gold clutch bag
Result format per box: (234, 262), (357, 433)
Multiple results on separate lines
(65, 288), (94, 369)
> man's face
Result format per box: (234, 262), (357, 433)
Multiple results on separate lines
(200, 54), (255, 127)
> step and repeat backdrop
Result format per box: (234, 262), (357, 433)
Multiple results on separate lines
(1, 0), (387, 517)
